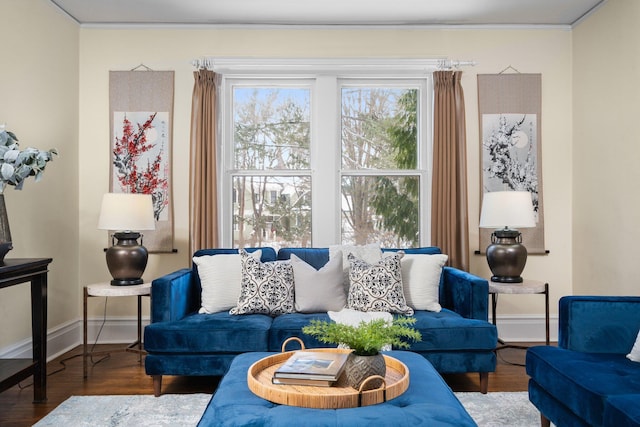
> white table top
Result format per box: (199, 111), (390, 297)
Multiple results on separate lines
(85, 282), (151, 297)
(488, 279), (547, 295)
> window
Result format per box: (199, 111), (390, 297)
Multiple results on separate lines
(221, 61), (433, 249)
(340, 84), (421, 246)
(229, 85), (312, 248)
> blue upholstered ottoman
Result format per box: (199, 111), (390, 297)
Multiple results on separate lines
(198, 350), (476, 426)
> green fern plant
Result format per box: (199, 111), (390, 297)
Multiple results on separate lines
(302, 316), (422, 356)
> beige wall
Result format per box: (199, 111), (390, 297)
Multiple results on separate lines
(573, 0), (640, 296)
(0, 0), (79, 349)
(4, 1), (599, 352)
(78, 27), (574, 320)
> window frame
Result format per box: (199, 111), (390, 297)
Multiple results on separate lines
(218, 59), (435, 248)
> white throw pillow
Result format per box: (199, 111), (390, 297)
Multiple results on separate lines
(329, 243), (382, 289)
(627, 329), (640, 362)
(194, 250), (262, 314)
(400, 254), (448, 312)
(290, 253), (346, 313)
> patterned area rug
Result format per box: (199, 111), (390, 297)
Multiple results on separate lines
(35, 391), (541, 426)
(455, 392), (541, 426)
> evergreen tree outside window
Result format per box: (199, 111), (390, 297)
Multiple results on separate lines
(341, 85), (420, 246)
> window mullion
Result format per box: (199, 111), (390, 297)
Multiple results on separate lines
(311, 76), (340, 246)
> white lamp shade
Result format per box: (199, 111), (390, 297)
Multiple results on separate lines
(98, 193), (156, 231)
(479, 191), (536, 229)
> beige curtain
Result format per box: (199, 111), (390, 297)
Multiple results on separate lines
(189, 70), (219, 255)
(431, 70), (469, 270)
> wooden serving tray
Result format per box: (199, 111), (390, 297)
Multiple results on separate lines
(247, 348), (409, 409)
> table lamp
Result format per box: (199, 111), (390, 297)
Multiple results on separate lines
(479, 191), (536, 283)
(98, 193), (155, 286)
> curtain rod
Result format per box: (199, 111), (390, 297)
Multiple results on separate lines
(437, 59), (477, 70)
(191, 57), (476, 72)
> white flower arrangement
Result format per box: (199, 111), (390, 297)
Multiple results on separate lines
(0, 125), (57, 193)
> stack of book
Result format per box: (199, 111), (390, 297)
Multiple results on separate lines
(272, 351), (349, 387)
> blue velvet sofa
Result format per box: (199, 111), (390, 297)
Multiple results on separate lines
(144, 246), (497, 396)
(526, 296), (640, 427)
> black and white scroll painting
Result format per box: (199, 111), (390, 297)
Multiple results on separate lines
(482, 113), (539, 218)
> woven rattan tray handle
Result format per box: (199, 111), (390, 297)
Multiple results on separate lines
(357, 375), (387, 406)
(281, 337), (306, 352)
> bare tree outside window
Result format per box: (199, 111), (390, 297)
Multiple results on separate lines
(229, 80), (425, 249)
(232, 87), (311, 248)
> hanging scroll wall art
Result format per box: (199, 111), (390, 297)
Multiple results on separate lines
(477, 72), (546, 254)
(109, 69), (175, 252)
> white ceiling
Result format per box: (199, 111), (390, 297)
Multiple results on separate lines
(49, 0), (606, 27)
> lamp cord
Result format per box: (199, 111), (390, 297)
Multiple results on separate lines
(18, 297), (111, 389)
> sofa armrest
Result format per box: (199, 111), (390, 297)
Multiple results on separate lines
(558, 296), (640, 353)
(151, 268), (198, 323)
(440, 267), (489, 321)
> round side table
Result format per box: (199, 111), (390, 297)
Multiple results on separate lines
(489, 279), (550, 349)
(83, 282), (151, 378)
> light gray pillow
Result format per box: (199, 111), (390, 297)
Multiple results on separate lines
(290, 252), (345, 313)
(347, 253), (414, 315)
(230, 249), (295, 316)
(194, 250), (262, 314)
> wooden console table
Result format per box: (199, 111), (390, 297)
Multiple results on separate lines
(0, 258), (52, 403)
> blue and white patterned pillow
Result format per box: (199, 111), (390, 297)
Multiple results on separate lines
(347, 253), (414, 315)
(230, 249), (295, 316)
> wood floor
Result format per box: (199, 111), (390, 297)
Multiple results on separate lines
(0, 343), (541, 427)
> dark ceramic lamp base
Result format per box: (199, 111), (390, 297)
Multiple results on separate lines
(105, 231), (148, 286)
(486, 228), (527, 284)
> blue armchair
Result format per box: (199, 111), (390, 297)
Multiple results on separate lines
(526, 296), (640, 427)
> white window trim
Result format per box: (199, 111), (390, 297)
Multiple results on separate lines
(217, 58), (437, 247)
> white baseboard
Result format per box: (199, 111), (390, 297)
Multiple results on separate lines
(0, 314), (556, 361)
(0, 317), (151, 361)
(492, 314), (558, 343)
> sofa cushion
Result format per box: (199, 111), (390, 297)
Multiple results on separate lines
(290, 253), (346, 313)
(526, 346), (640, 427)
(277, 246), (443, 268)
(230, 249), (295, 316)
(268, 312), (333, 351)
(144, 311), (272, 353)
(604, 395), (640, 427)
(277, 248), (329, 270)
(382, 247), (442, 255)
(193, 247), (277, 262)
(347, 253), (413, 315)
(400, 254), (448, 312)
(407, 309), (497, 351)
(194, 250), (262, 314)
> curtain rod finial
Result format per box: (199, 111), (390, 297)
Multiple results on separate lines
(437, 59), (477, 70)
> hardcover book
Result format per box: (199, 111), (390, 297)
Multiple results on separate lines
(273, 351), (349, 381)
(271, 377), (335, 387)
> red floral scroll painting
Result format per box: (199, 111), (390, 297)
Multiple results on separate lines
(109, 70), (175, 253)
(112, 111), (169, 221)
